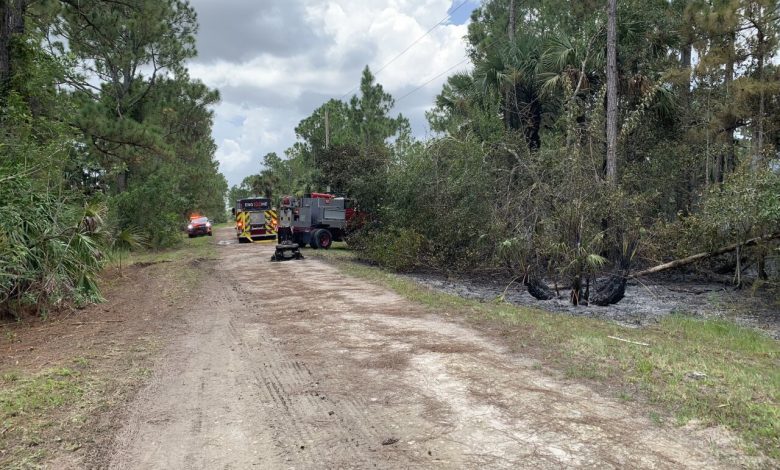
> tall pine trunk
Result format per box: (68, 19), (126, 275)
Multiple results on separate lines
(681, 43), (692, 102)
(508, 0), (516, 41)
(0, 0), (26, 99)
(718, 32), (736, 183)
(605, 0), (618, 183)
(504, 0), (516, 132)
(679, 37), (694, 212)
(753, 28), (765, 171)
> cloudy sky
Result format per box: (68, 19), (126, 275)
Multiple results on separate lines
(186, 0), (479, 186)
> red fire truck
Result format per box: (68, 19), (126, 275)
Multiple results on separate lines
(284, 193), (361, 249)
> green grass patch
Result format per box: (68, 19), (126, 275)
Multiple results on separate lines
(0, 345), (164, 467)
(110, 233), (217, 268)
(322, 255), (780, 459)
(0, 368), (84, 465)
(0, 368), (82, 419)
(305, 242), (354, 261)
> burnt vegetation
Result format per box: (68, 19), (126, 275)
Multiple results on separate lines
(248, 0), (780, 307)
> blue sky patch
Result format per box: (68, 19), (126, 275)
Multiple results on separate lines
(449, 0), (480, 25)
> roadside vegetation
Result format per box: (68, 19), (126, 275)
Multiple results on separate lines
(244, 0), (779, 306)
(248, 1), (780, 453)
(120, 233), (217, 269)
(1, 0), (227, 317)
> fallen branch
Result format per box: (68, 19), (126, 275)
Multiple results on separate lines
(498, 275), (523, 302)
(631, 232), (780, 278)
(607, 336), (649, 346)
(665, 287), (709, 295)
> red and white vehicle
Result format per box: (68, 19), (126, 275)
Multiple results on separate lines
(284, 193), (362, 249)
(187, 215), (212, 238)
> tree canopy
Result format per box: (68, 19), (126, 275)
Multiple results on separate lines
(1, 0), (227, 315)
(254, 0), (780, 302)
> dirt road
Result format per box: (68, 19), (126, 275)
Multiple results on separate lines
(108, 228), (740, 469)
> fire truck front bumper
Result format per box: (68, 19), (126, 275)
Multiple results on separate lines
(236, 227), (276, 241)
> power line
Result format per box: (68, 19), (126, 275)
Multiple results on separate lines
(339, 0), (472, 100)
(393, 27), (528, 105)
(394, 56), (471, 104)
(374, 0), (471, 76)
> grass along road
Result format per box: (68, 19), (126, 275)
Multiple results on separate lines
(0, 235), (218, 468)
(310, 245), (779, 462)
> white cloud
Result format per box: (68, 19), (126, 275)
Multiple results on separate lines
(188, 0), (477, 186)
(215, 138), (251, 173)
(212, 102), (299, 175)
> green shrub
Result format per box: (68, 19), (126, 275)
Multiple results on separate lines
(111, 169), (188, 248)
(352, 228), (427, 272)
(0, 168), (105, 317)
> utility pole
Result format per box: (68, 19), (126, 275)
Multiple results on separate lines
(605, 0), (618, 184)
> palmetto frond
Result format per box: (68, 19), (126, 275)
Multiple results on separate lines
(80, 201), (107, 233)
(585, 253), (608, 270)
(112, 226), (149, 252)
(540, 34), (577, 72)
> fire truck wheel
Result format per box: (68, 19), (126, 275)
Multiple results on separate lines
(314, 229), (332, 249)
(238, 237), (249, 244)
(309, 231), (320, 249)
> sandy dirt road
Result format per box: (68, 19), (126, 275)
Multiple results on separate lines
(108, 228), (740, 469)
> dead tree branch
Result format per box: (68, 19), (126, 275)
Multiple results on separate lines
(631, 232), (780, 278)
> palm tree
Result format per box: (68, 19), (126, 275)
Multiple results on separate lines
(111, 226), (148, 275)
(471, 30), (547, 151)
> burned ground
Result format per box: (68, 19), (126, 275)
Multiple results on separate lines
(403, 272), (780, 339)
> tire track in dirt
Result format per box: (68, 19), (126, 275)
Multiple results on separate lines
(109, 262), (280, 469)
(226, 280), (390, 469)
(107, 228), (757, 469)
(225, 315), (320, 467)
